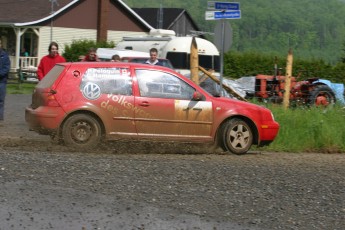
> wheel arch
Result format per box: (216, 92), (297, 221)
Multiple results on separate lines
(216, 115), (259, 145)
(57, 110), (106, 139)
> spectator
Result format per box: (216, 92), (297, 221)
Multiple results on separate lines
(0, 39), (10, 125)
(20, 48), (29, 68)
(82, 48), (99, 62)
(145, 48), (163, 66)
(111, 54), (121, 62)
(20, 48), (29, 57)
(37, 41), (66, 81)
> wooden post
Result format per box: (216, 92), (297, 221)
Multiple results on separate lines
(283, 49), (293, 109)
(190, 37), (199, 85)
(97, 0), (109, 42)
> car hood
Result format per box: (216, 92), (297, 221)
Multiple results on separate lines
(213, 96), (272, 118)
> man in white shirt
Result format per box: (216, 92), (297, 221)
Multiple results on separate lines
(145, 48), (163, 66)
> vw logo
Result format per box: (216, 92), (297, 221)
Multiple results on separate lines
(82, 82), (101, 100)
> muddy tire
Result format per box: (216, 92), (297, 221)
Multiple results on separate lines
(219, 118), (253, 155)
(62, 114), (102, 150)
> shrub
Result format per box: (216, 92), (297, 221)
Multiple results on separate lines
(224, 51), (345, 84)
(63, 39), (115, 62)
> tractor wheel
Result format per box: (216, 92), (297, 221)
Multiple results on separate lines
(309, 85), (336, 106)
(218, 118), (253, 155)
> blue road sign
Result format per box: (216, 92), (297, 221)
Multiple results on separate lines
(206, 10), (241, 20)
(208, 1), (240, 10)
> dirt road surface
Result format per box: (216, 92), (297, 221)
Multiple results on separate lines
(0, 94), (344, 230)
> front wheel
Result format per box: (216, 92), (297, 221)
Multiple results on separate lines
(219, 118), (253, 155)
(62, 114), (102, 150)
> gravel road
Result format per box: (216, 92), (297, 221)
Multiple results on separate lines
(0, 94), (344, 230)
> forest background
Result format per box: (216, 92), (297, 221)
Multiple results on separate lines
(123, 0), (345, 83)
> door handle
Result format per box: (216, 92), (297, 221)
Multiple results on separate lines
(139, 101), (149, 107)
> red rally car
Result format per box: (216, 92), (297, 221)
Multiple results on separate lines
(25, 62), (279, 155)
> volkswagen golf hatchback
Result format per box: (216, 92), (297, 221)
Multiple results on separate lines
(25, 62), (279, 154)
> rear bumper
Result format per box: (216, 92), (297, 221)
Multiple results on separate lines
(25, 106), (65, 135)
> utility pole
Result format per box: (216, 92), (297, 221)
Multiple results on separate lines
(157, 2), (163, 29)
(50, 0), (59, 42)
(97, 0), (109, 42)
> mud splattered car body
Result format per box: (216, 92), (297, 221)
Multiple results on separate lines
(25, 62), (279, 154)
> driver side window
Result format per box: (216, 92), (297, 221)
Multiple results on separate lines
(136, 69), (195, 100)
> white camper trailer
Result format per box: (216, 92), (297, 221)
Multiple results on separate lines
(115, 29), (220, 75)
(96, 48), (150, 61)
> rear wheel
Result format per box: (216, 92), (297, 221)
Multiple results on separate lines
(219, 118), (253, 155)
(309, 85), (336, 106)
(62, 114), (102, 150)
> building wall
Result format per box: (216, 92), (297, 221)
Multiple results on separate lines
(169, 14), (196, 37)
(37, 26), (148, 61)
(107, 31), (148, 46)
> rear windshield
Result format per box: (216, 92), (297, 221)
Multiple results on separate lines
(37, 65), (66, 88)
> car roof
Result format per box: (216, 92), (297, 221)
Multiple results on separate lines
(59, 61), (171, 70)
(57, 61), (196, 87)
(122, 57), (169, 61)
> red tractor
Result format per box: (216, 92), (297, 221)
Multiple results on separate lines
(254, 74), (337, 106)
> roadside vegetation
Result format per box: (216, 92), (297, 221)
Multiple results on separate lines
(7, 83), (35, 95)
(63, 39), (115, 62)
(257, 104), (345, 153)
(225, 51), (345, 84)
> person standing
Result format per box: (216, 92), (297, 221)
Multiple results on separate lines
(145, 48), (163, 66)
(20, 48), (29, 57)
(111, 54), (121, 62)
(82, 48), (100, 62)
(37, 41), (66, 81)
(0, 40), (10, 125)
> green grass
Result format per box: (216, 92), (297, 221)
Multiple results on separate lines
(7, 83), (36, 94)
(258, 104), (345, 153)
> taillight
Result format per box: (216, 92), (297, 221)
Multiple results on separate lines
(46, 94), (60, 107)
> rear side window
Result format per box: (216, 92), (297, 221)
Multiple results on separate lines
(80, 68), (132, 99)
(37, 65), (65, 88)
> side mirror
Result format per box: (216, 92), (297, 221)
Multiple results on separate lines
(192, 91), (203, 101)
